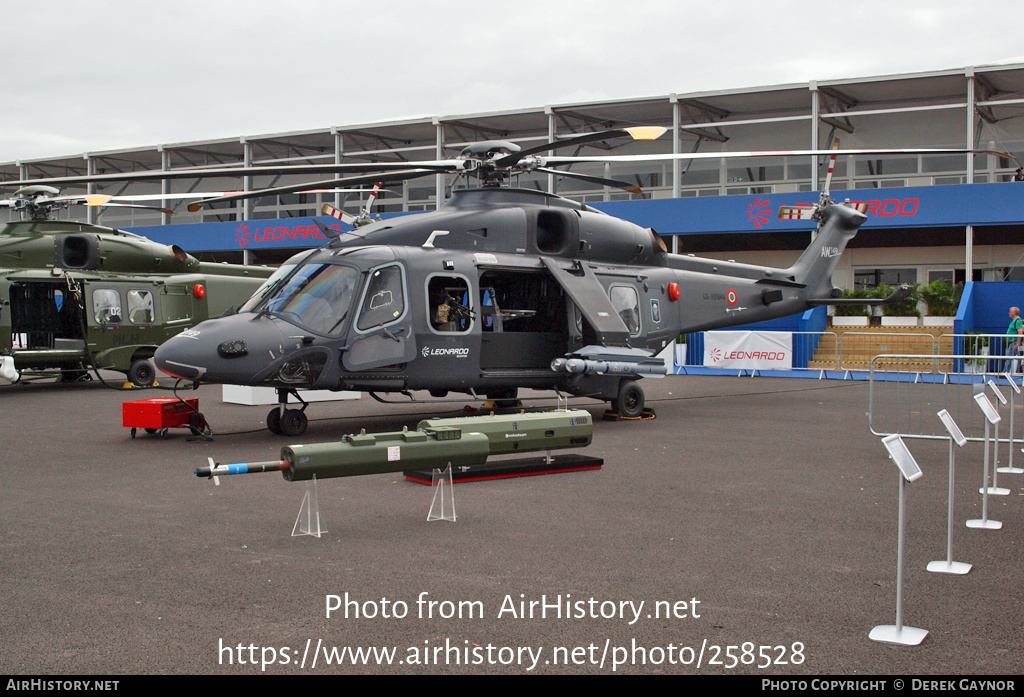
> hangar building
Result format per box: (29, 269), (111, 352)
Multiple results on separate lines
(4, 63), (1024, 290)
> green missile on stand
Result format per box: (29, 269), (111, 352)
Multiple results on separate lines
(195, 409), (594, 482)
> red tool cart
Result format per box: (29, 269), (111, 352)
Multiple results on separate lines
(122, 397), (206, 438)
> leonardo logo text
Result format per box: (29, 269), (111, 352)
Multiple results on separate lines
(716, 351), (787, 362)
(422, 347), (470, 358)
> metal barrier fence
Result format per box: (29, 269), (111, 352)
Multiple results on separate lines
(867, 353), (1023, 444)
(678, 331), (836, 372)
(838, 332), (937, 372)
(677, 331), (1021, 376)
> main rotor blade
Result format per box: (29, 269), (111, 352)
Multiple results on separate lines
(186, 169), (434, 212)
(536, 167), (643, 194)
(0, 161), (463, 189)
(103, 189), (380, 202)
(494, 126), (668, 167)
(541, 147), (1011, 167)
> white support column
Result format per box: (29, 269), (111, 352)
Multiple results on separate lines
(241, 138), (253, 266)
(671, 98), (681, 251)
(810, 80), (819, 191)
(434, 118), (444, 210)
(966, 68), (975, 280)
(546, 106), (555, 194)
(159, 146), (170, 226)
(332, 129), (343, 211)
(85, 155), (95, 225)
(241, 137), (252, 224)
(671, 94), (681, 200)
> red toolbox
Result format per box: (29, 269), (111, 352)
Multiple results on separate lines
(123, 397), (201, 438)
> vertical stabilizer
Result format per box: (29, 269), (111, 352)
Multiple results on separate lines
(786, 204), (867, 298)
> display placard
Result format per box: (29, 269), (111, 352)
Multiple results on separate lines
(973, 392), (1001, 423)
(881, 434), (923, 482)
(937, 409), (967, 447)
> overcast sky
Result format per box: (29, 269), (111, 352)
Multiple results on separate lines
(2, 0), (1022, 163)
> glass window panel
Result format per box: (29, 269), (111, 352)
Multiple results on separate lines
(93, 289), (122, 325)
(357, 265), (405, 330)
(127, 289), (154, 325)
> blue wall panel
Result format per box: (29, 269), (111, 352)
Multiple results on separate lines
(127, 183), (1024, 254)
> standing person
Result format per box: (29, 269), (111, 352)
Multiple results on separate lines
(1006, 307), (1024, 372)
(1014, 167), (1024, 182)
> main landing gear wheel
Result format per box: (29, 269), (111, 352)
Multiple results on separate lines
(280, 409), (308, 437)
(128, 359), (155, 387)
(611, 380), (645, 419)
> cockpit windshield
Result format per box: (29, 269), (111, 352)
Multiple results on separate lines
(239, 263), (297, 313)
(262, 262), (360, 336)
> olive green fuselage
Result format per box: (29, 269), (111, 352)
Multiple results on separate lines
(0, 220), (273, 380)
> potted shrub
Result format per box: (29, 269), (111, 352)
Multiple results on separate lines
(920, 278), (962, 327)
(831, 289), (872, 327)
(876, 283), (921, 327)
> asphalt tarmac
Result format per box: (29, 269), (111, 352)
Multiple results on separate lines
(1, 373), (1021, 676)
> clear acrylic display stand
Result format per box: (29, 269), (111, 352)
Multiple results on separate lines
(870, 434), (928, 646)
(927, 410), (971, 575)
(984, 381), (1010, 495)
(427, 464), (457, 522)
(999, 374), (1024, 474)
(292, 474), (326, 537)
(968, 394), (1003, 530)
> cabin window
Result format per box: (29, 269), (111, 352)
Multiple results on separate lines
(357, 264), (406, 331)
(127, 290), (154, 325)
(428, 275), (472, 333)
(609, 285), (640, 335)
(92, 289), (122, 325)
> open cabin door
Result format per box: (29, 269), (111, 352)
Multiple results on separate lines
(540, 257), (631, 347)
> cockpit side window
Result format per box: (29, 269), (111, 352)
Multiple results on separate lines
(609, 285), (640, 336)
(265, 263), (359, 336)
(357, 265), (405, 330)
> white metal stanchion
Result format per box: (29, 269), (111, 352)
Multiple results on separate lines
(927, 410), (972, 575)
(870, 434), (928, 646)
(999, 374), (1024, 474)
(427, 464), (457, 522)
(292, 474), (326, 538)
(982, 381), (1010, 496)
(967, 394), (1003, 530)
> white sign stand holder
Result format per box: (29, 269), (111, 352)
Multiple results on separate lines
(967, 394), (1003, 530)
(870, 434), (928, 646)
(927, 410), (972, 575)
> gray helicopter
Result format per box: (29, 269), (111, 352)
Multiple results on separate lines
(6, 130), (980, 434)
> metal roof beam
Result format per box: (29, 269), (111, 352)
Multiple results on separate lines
(820, 115), (855, 134)
(678, 98), (730, 120)
(819, 86), (858, 110)
(438, 119), (511, 139)
(679, 114), (812, 130)
(551, 110), (617, 130)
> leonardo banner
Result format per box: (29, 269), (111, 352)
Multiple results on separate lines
(703, 331), (793, 370)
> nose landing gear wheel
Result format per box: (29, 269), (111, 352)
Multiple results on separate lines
(280, 409), (308, 437)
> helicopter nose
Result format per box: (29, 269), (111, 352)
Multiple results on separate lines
(154, 314), (286, 384)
